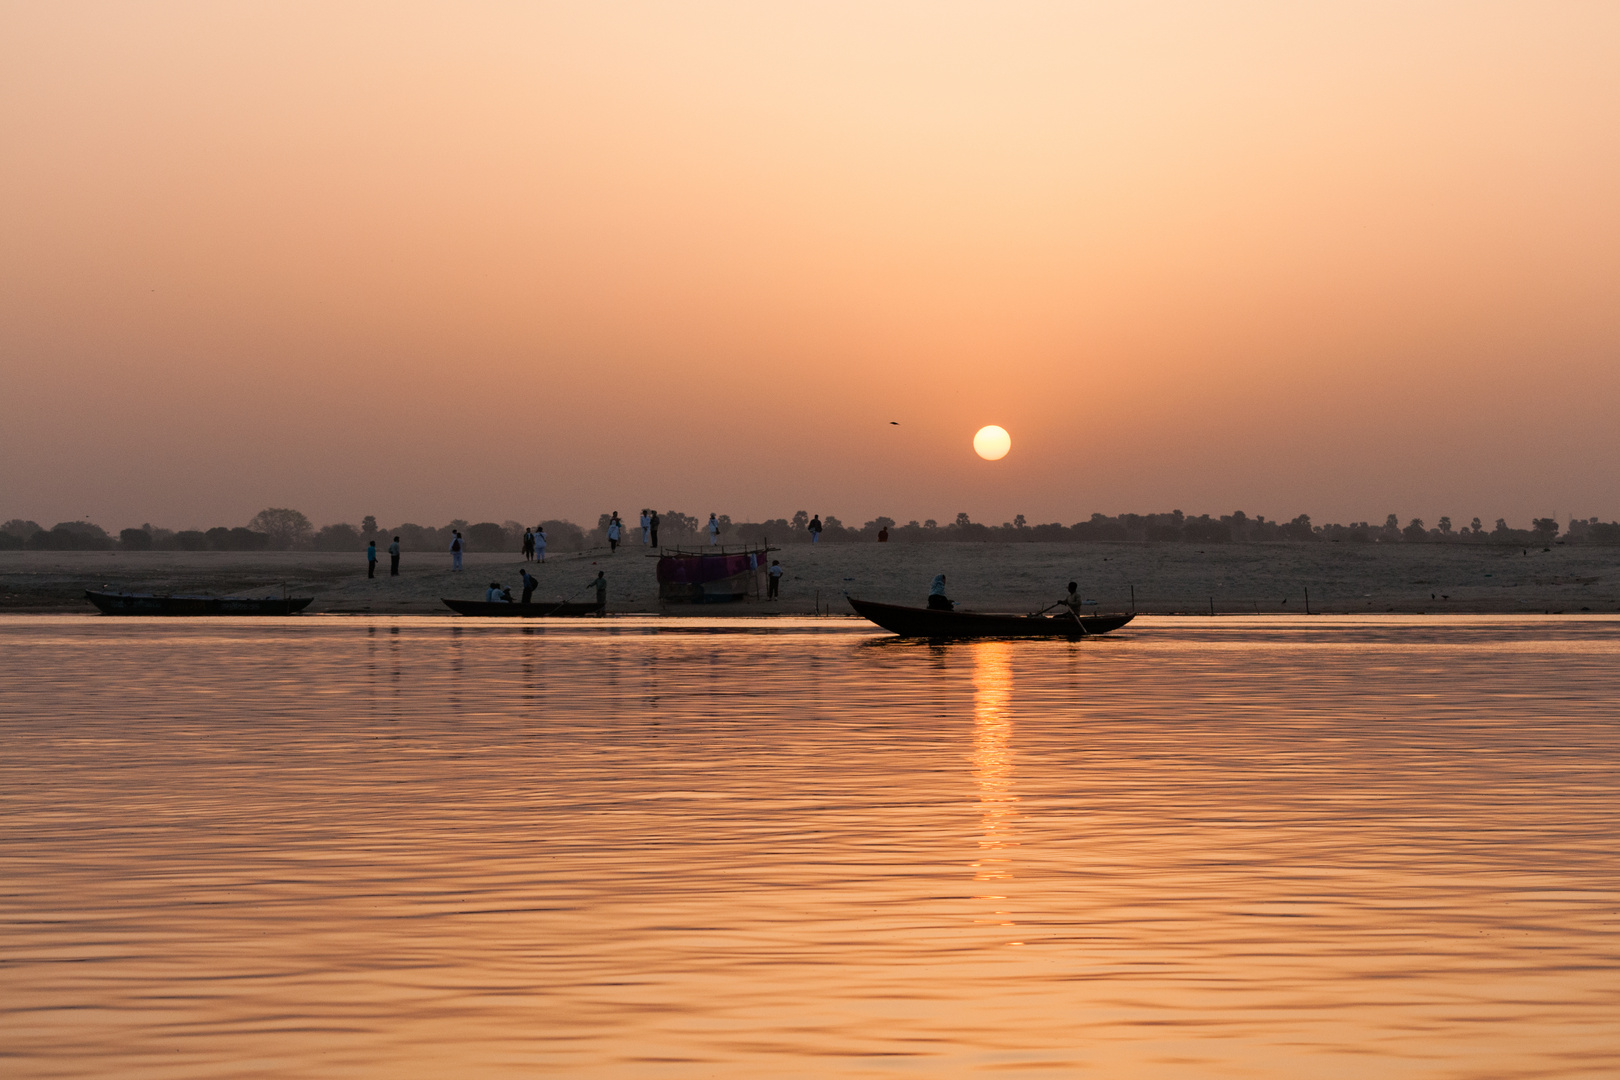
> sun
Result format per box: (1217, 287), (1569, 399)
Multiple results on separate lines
(973, 425), (1011, 461)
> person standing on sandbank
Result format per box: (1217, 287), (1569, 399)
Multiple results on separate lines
(768, 559), (783, 599)
(519, 567), (537, 605)
(389, 536), (400, 576)
(589, 570), (607, 613)
(649, 511), (660, 548)
(522, 528), (534, 561)
(641, 510), (652, 546)
(534, 525), (546, 563)
(367, 539), (377, 578)
(450, 530), (463, 571)
(608, 512), (622, 554)
(809, 515), (823, 544)
(708, 513), (720, 546)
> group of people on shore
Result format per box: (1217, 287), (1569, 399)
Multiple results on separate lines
(595, 510), (830, 552)
(364, 537), (402, 578)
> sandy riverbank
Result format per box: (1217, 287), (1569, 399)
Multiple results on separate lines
(3, 541), (1617, 615)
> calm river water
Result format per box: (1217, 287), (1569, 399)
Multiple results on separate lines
(1, 615), (1617, 1079)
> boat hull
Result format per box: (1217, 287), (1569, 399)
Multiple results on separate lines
(848, 597), (1133, 639)
(441, 599), (604, 617)
(85, 591), (313, 616)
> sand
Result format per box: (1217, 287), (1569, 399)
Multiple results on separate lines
(3, 541), (1617, 615)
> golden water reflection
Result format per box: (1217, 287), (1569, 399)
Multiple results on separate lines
(971, 642), (1017, 883)
(2, 617), (1619, 1079)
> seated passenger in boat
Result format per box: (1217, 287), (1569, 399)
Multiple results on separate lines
(485, 582), (514, 603)
(927, 573), (954, 611)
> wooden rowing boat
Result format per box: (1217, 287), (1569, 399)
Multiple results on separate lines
(847, 596), (1133, 639)
(85, 590), (314, 616)
(441, 599), (604, 617)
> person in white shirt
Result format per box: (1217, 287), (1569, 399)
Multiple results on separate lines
(486, 581), (509, 602)
(607, 513), (622, 554)
(533, 525), (546, 563)
(640, 510), (652, 546)
(767, 559), (783, 599)
(708, 513), (720, 545)
(1061, 580), (1084, 619)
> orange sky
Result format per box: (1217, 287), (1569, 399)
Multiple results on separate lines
(3, 2), (1618, 530)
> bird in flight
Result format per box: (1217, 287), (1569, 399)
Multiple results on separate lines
(889, 421), (899, 425)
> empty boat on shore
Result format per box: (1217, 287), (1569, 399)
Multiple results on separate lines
(848, 597), (1133, 639)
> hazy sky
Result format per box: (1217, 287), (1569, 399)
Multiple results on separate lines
(3, 2), (1618, 530)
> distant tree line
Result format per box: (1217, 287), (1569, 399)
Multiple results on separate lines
(4, 508), (1617, 553)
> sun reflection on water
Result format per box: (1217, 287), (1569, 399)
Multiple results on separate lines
(970, 642), (1020, 942)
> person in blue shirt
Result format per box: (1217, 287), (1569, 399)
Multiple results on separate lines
(366, 540), (377, 578)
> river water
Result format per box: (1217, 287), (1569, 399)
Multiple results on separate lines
(1, 615), (1616, 1078)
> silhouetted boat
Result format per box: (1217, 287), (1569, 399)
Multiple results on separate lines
(85, 590), (313, 616)
(847, 597), (1134, 639)
(441, 599), (603, 617)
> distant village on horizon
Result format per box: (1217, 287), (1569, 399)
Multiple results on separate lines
(5, 508), (1618, 554)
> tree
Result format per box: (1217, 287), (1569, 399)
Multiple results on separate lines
(1403, 518), (1427, 542)
(1531, 517), (1560, 542)
(1013, 514), (1027, 529)
(955, 512), (973, 528)
(791, 511), (809, 532)
(1384, 513), (1400, 531)
(466, 522), (508, 551)
(361, 516), (378, 537)
(312, 523), (362, 550)
(120, 527), (153, 550)
(1437, 516), (1452, 534)
(1281, 513), (1315, 541)
(249, 508), (312, 550)
(1470, 517), (1483, 534)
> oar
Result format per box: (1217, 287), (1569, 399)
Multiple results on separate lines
(1032, 594), (1091, 634)
(539, 581), (594, 617)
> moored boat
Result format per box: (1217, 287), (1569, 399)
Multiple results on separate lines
(441, 598), (603, 617)
(85, 590), (314, 616)
(848, 596), (1133, 639)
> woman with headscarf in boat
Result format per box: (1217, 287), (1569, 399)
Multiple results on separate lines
(927, 573), (953, 611)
